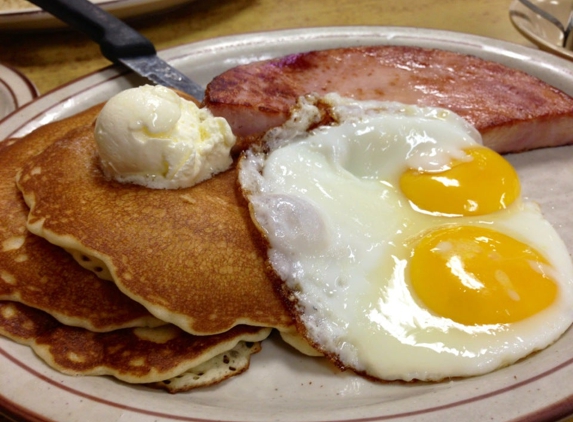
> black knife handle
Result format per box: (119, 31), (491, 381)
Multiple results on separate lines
(27, 0), (156, 63)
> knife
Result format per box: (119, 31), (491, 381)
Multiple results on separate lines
(27, 0), (205, 101)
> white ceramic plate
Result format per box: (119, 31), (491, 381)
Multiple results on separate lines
(0, 0), (195, 31)
(2, 27), (573, 422)
(0, 63), (37, 121)
(509, 0), (573, 60)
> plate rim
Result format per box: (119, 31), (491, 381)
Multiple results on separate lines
(0, 0), (195, 31)
(0, 62), (38, 122)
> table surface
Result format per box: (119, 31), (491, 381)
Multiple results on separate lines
(0, 1), (571, 422)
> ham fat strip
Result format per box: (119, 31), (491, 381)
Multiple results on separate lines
(204, 46), (573, 154)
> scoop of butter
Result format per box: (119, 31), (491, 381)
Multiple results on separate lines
(94, 85), (236, 189)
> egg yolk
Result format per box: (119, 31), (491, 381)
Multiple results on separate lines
(399, 147), (520, 216)
(410, 225), (558, 325)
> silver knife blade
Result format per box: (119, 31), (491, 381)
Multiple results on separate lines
(118, 55), (205, 101)
(27, 0), (205, 101)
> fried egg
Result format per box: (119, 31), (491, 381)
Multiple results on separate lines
(239, 94), (573, 381)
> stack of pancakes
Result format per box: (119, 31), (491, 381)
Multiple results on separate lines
(0, 104), (300, 393)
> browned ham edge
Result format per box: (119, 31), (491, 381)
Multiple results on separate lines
(204, 46), (573, 154)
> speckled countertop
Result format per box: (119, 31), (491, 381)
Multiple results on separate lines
(0, 0), (533, 95)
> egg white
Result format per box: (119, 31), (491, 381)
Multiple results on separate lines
(239, 94), (573, 381)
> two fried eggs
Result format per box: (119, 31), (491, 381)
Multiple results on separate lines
(239, 94), (573, 381)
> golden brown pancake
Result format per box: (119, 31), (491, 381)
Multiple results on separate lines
(0, 110), (273, 389)
(0, 107), (162, 331)
(0, 300), (270, 392)
(16, 115), (295, 336)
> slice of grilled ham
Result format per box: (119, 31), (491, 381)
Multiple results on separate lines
(204, 46), (573, 154)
